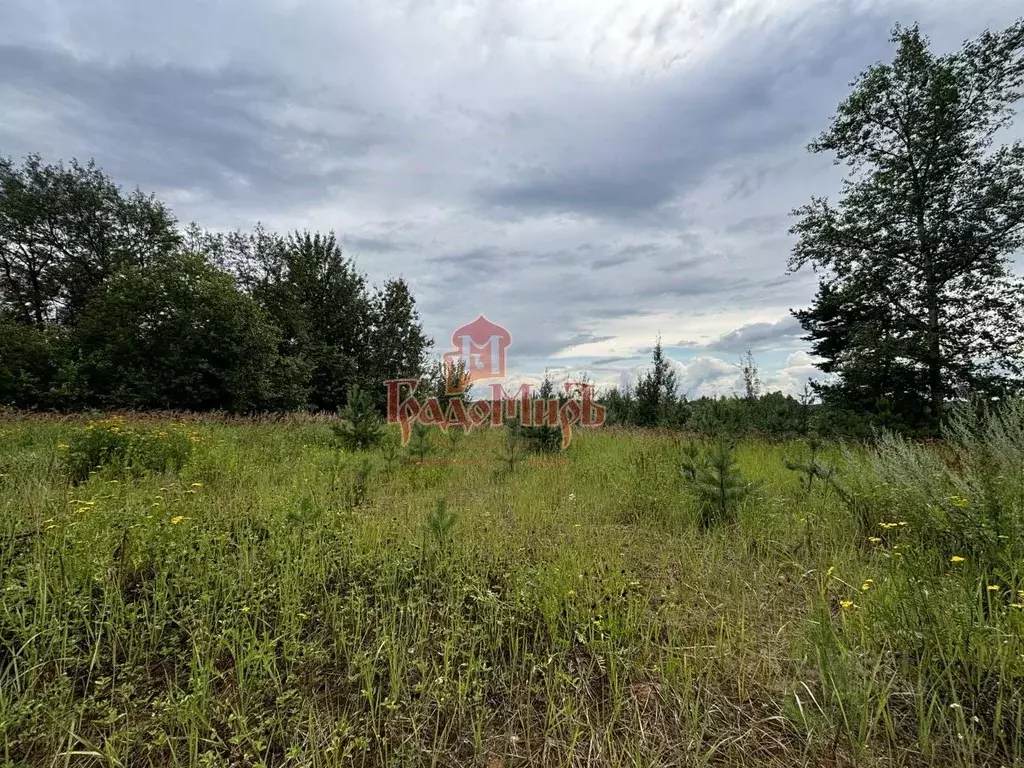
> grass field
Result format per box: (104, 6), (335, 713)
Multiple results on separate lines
(1, 412), (1023, 767)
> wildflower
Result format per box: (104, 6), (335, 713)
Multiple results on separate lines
(869, 537), (882, 544)
(951, 556), (966, 564)
(840, 600), (855, 610)
(879, 522), (899, 530)
(826, 566), (835, 578)
(987, 585), (999, 592)
(861, 579), (875, 592)
(170, 516), (189, 525)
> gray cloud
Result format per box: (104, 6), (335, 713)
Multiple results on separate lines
(705, 315), (805, 353)
(2, 0), (1022, 392)
(0, 44), (389, 217)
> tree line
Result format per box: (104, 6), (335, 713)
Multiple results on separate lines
(3, 20), (1023, 435)
(0, 155), (431, 413)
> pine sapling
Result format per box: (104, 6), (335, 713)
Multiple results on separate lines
(407, 422), (433, 465)
(686, 439), (752, 528)
(333, 384), (384, 451)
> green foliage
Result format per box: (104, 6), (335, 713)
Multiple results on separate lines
(862, 398), (1024, 574)
(784, 436), (837, 494)
(424, 498), (458, 552)
(3, 414), (1024, 764)
(679, 439), (702, 483)
(509, 374), (563, 453)
(682, 438), (753, 528)
(332, 384), (384, 451)
(72, 252), (305, 412)
(407, 421), (433, 464)
(789, 21), (1024, 433)
(497, 419), (529, 475)
(0, 153), (179, 326)
(1, 156), (433, 415)
(201, 227), (432, 413)
(0, 320), (68, 409)
(633, 336), (686, 427)
(344, 458), (373, 510)
(62, 417), (194, 483)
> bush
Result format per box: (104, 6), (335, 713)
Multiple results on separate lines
(332, 384), (384, 451)
(62, 416), (195, 483)
(681, 438), (754, 528)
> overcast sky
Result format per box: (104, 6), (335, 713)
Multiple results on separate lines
(3, 0), (1022, 397)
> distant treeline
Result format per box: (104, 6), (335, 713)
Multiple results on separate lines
(0, 154), (431, 413)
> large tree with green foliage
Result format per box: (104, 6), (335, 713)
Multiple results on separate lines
(70, 252), (306, 411)
(197, 226), (431, 411)
(0, 154), (179, 325)
(789, 21), (1024, 431)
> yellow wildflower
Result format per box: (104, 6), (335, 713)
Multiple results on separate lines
(951, 556), (966, 563)
(826, 566), (835, 578)
(170, 516), (189, 525)
(861, 579), (874, 592)
(840, 600), (855, 610)
(987, 585), (1000, 592)
(869, 537), (882, 544)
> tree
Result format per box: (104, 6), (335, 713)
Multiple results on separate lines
(72, 251), (306, 411)
(0, 154), (179, 326)
(634, 336), (682, 427)
(789, 21), (1024, 431)
(200, 227), (431, 412)
(239, 230), (371, 411)
(366, 278), (432, 407)
(738, 349), (762, 400)
(332, 383), (384, 450)
(0, 320), (68, 408)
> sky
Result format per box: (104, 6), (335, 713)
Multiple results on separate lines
(2, 0), (1022, 398)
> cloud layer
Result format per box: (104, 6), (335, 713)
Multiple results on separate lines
(3, 0), (1022, 394)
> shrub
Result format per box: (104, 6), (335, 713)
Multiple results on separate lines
(682, 438), (753, 528)
(332, 384), (384, 451)
(62, 417), (195, 483)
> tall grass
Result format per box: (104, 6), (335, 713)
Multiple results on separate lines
(0, 407), (1021, 766)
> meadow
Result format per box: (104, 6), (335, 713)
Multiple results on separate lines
(1, 408), (1023, 767)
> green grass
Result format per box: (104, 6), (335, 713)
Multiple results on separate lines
(1, 414), (1022, 767)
